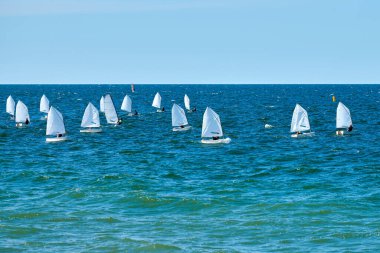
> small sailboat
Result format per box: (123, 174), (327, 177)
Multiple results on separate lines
(15, 101), (30, 127)
(201, 107), (231, 144)
(80, 103), (102, 133)
(100, 96), (105, 113)
(131, 83), (135, 93)
(121, 94), (136, 116)
(40, 94), (50, 119)
(6, 95), (15, 119)
(290, 104), (313, 138)
(184, 94), (196, 112)
(152, 92), (164, 112)
(336, 102), (353, 135)
(171, 104), (191, 131)
(104, 94), (121, 125)
(46, 106), (67, 142)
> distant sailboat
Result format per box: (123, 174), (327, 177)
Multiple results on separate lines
(131, 83), (135, 93)
(171, 104), (191, 131)
(290, 104), (313, 138)
(152, 92), (164, 112)
(104, 94), (121, 125)
(46, 106), (67, 142)
(100, 96), (105, 113)
(6, 95), (15, 119)
(184, 94), (196, 112)
(80, 102), (102, 133)
(336, 102), (353, 135)
(201, 107), (231, 144)
(15, 101), (30, 128)
(40, 94), (50, 119)
(121, 94), (135, 116)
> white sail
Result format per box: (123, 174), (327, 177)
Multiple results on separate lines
(46, 106), (65, 135)
(336, 102), (352, 129)
(290, 104), (310, 133)
(184, 94), (191, 111)
(171, 104), (188, 127)
(121, 95), (132, 113)
(201, 107), (223, 138)
(40, 94), (50, 113)
(15, 101), (30, 123)
(81, 102), (100, 128)
(152, 92), (161, 109)
(6, 95), (15, 116)
(104, 94), (118, 124)
(100, 96), (105, 113)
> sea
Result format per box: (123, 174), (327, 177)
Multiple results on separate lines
(0, 84), (379, 252)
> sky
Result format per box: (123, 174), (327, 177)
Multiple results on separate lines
(0, 0), (379, 84)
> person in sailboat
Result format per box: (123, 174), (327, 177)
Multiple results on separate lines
(25, 118), (30, 125)
(161, 107), (165, 112)
(57, 133), (63, 138)
(192, 106), (196, 112)
(348, 125), (353, 132)
(212, 136), (220, 140)
(134, 110), (138, 116)
(117, 118), (123, 125)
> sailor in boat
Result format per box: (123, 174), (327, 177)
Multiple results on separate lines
(133, 110), (138, 116)
(57, 133), (63, 138)
(161, 107), (165, 112)
(192, 106), (196, 112)
(212, 136), (220, 140)
(348, 125), (353, 132)
(25, 118), (29, 125)
(117, 118), (123, 125)
(180, 125), (185, 129)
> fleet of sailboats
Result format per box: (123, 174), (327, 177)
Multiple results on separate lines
(4, 91), (353, 143)
(171, 103), (191, 131)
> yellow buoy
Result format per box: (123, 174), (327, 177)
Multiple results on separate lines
(332, 95), (336, 102)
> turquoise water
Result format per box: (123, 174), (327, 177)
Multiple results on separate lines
(0, 85), (379, 252)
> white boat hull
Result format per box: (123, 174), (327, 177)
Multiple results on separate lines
(336, 130), (345, 135)
(80, 128), (102, 133)
(46, 136), (67, 142)
(173, 126), (191, 132)
(291, 132), (314, 138)
(201, 138), (231, 144)
(16, 123), (28, 128)
(156, 109), (164, 113)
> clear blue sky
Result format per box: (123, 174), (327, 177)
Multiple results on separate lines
(0, 0), (379, 84)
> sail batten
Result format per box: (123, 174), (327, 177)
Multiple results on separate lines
(336, 102), (352, 129)
(171, 104), (188, 127)
(201, 107), (223, 138)
(15, 101), (30, 123)
(104, 94), (118, 124)
(290, 104), (310, 133)
(46, 106), (65, 135)
(6, 95), (15, 116)
(121, 95), (132, 113)
(81, 103), (100, 128)
(152, 93), (161, 109)
(40, 94), (50, 113)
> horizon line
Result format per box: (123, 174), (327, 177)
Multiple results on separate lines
(0, 83), (379, 85)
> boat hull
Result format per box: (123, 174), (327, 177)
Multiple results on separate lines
(46, 136), (67, 142)
(291, 132), (314, 138)
(80, 128), (102, 133)
(201, 138), (231, 144)
(173, 126), (191, 132)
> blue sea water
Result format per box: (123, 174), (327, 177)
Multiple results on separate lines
(0, 84), (379, 252)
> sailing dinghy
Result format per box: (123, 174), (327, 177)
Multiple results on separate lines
(15, 101), (30, 128)
(201, 107), (231, 144)
(6, 95), (15, 119)
(100, 96), (105, 113)
(290, 104), (313, 138)
(46, 106), (67, 142)
(104, 94), (121, 125)
(121, 94), (136, 116)
(184, 94), (196, 112)
(40, 94), (50, 119)
(171, 104), (191, 131)
(80, 102), (102, 133)
(336, 102), (353, 135)
(152, 92), (164, 112)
